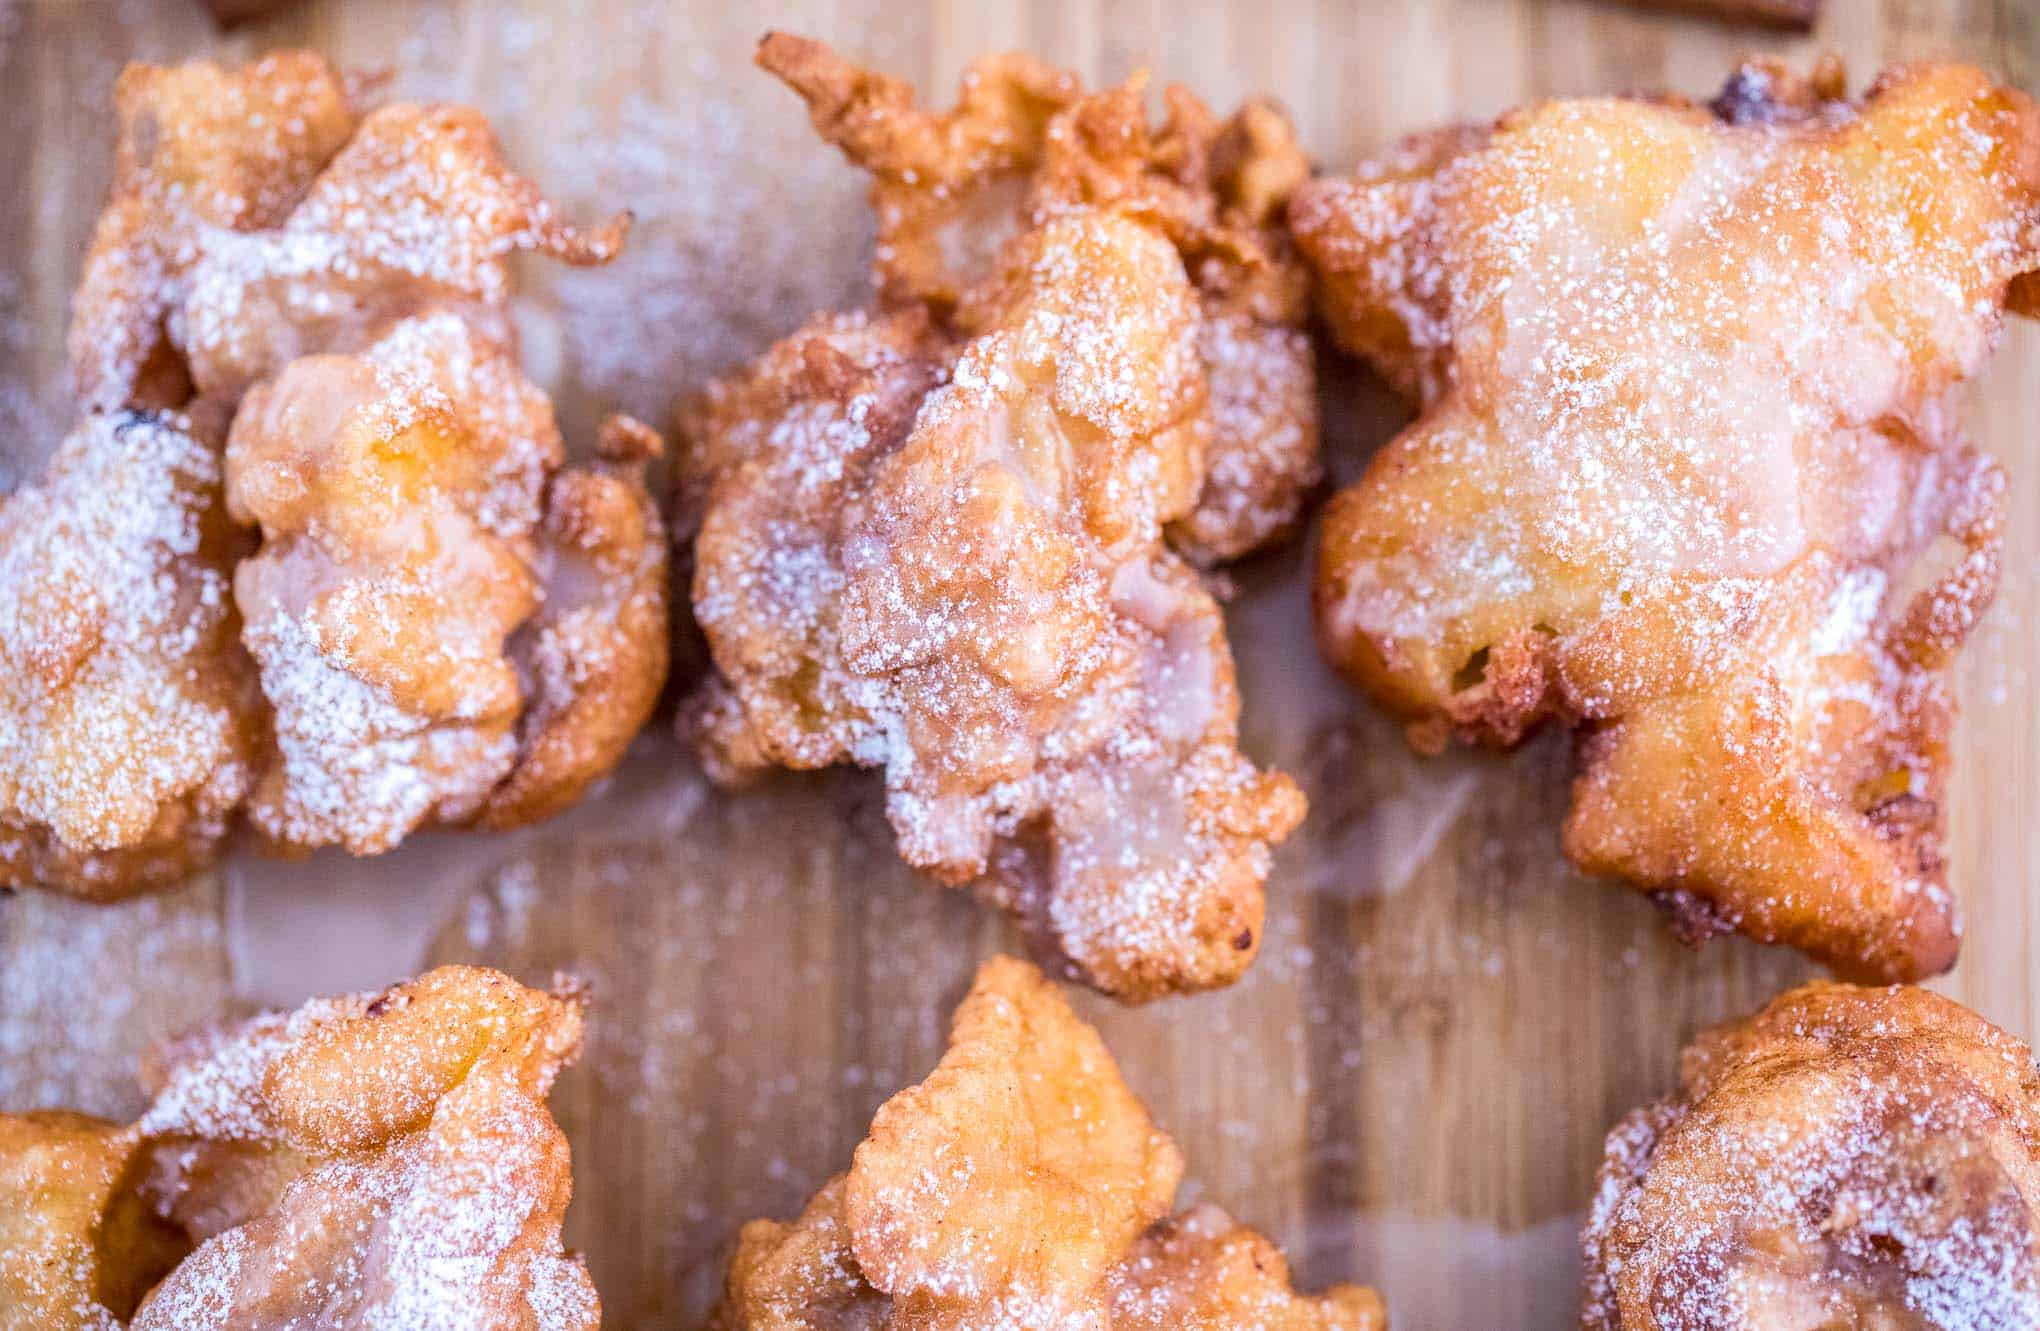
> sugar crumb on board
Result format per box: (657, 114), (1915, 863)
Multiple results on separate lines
(0, 878), (233, 1117)
(545, 80), (874, 420)
(379, 4), (879, 429)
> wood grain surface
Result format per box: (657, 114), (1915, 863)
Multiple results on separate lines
(2, 2), (2035, 1327)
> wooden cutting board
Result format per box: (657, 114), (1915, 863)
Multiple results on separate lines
(2, 1), (2035, 1326)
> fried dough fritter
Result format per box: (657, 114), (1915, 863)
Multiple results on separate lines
(479, 413), (671, 830)
(1291, 60), (2040, 982)
(0, 966), (598, 1330)
(224, 315), (668, 853)
(709, 956), (1386, 1330)
(174, 97), (629, 411)
(74, 52), (625, 421)
(223, 314), (554, 851)
(678, 40), (1310, 1001)
(757, 32), (1320, 565)
(191, 81), (659, 852)
(69, 52), (360, 415)
(0, 413), (262, 899)
(7, 52), (667, 889)
(682, 211), (1303, 1001)
(0, 1114), (185, 1331)
(1582, 982), (2040, 1329)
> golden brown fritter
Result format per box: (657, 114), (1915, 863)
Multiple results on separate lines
(679, 40), (1311, 1001)
(709, 956), (1386, 1330)
(681, 212), (1303, 1002)
(0, 967), (597, 1330)
(225, 316), (668, 853)
(223, 314), (555, 852)
(757, 32), (1319, 565)
(0, 1114), (185, 1331)
(1292, 59), (2040, 982)
(72, 52), (624, 422)
(69, 52), (360, 414)
(480, 414), (671, 830)
(173, 98), (629, 410)
(1583, 982), (2040, 1329)
(0, 413), (263, 899)
(9, 52), (666, 890)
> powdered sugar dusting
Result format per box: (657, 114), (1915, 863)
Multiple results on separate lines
(125, 967), (597, 1328)
(1582, 983), (2040, 1329)
(547, 83), (873, 421)
(245, 610), (522, 850)
(1, 40), (665, 891)
(685, 211), (1303, 1001)
(137, 999), (327, 1140)
(223, 312), (561, 853)
(0, 413), (260, 894)
(0, 880), (230, 1118)
(1294, 60), (2039, 980)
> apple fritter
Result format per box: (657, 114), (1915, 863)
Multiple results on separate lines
(682, 211), (1303, 1002)
(173, 98), (629, 410)
(73, 51), (625, 420)
(0, 1114), (185, 1331)
(69, 52), (359, 414)
(756, 32), (1319, 565)
(710, 956), (1386, 1329)
(679, 40), (1310, 1001)
(9, 52), (667, 890)
(1583, 982), (2040, 1329)
(223, 314), (554, 851)
(224, 314), (668, 853)
(0, 413), (262, 899)
(0, 967), (597, 1330)
(479, 413), (671, 830)
(1291, 59), (2040, 982)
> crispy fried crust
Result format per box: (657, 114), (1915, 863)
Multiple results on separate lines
(0, 413), (262, 898)
(710, 957), (1384, 1329)
(8, 52), (666, 891)
(756, 32), (1319, 565)
(0, 967), (597, 1329)
(680, 39), (1310, 1000)
(174, 98), (628, 411)
(1107, 1206), (1390, 1330)
(846, 957), (1182, 1324)
(1293, 59), (2040, 982)
(69, 52), (359, 414)
(481, 415), (671, 829)
(1583, 982), (2040, 1329)
(225, 327), (669, 848)
(0, 1114), (187, 1331)
(224, 314), (554, 852)
(681, 214), (1303, 1001)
